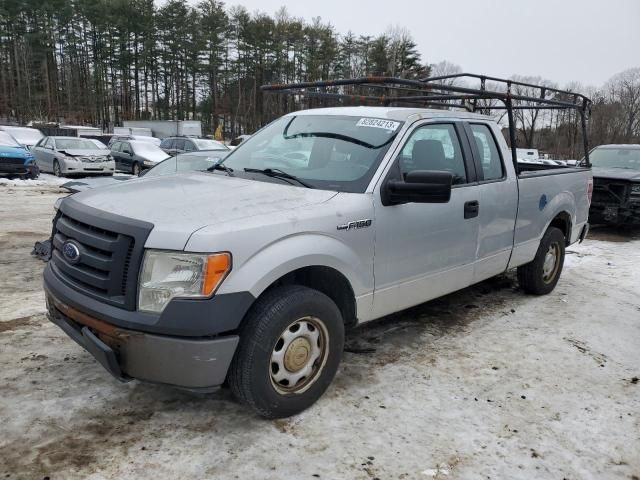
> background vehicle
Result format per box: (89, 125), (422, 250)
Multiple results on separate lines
(108, 134), (161, 148)
(0, 131), (39, 178)
(45, 75), (592, 419)
(111, 140), (169, 175)
(160, 136), (229, 156)
(588, 144), (640, 225)
(0, 125), (44, 149)
(32, 136), (115, 177)
(229, 134), (252, 149)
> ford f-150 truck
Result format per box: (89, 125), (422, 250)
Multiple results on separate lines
(44, 76), (593, 418)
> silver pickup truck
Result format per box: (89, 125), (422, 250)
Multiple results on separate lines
(44, 79), (593, 418)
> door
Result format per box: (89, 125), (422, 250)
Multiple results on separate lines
(371, 121), (480, 319)
(34, 137), (53, 172)
(465, 122), (518, 282)
(120, 142), (134, 171)
(111, 141), (123, 170)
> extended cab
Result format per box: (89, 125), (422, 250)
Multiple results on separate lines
(45, 105), (592, 418)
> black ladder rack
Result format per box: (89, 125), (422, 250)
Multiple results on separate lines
(261, 74), (593, 168)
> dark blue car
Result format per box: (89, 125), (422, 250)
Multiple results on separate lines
(0, 131), (39, 178)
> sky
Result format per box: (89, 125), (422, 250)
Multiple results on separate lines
(203, 0), (639, 87)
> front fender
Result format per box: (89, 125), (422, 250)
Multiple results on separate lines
(216, 232), (374, 306)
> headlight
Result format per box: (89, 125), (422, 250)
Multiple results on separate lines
(138, 250), (231, 313)
(54, 197), (63, 212)
(143, 160), (155, 167)
(631, 184), (640, 195)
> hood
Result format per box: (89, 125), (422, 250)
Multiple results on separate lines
(59, 149), (110, 157)
(138, 150), (169, 162)
(0, 146), (32, 159)
(71, 172), (338, 249)
(592, 167), (640, 182)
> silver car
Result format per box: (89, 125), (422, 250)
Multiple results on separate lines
(32, 136), (115, 177)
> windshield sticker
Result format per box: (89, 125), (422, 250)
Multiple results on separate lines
(356, 118), (400, 131)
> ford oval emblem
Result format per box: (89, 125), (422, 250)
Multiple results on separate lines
(62, 241), (81, 263)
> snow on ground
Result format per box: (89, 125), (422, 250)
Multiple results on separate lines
(0, 187), (638, 480)
(0, 172), (69, 187)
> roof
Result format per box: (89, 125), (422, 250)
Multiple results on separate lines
(594, 144), (640, 149)
(288, 106), (495, 123)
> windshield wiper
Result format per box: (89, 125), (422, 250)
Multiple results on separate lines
(243, 168), (314, 188)
(207, 161), (234, 176)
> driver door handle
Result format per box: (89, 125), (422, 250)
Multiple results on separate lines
(464, 200), (479, 219)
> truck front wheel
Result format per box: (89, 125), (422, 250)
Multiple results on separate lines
(517, 226), (565, 295)
(228, 285), (344, 419)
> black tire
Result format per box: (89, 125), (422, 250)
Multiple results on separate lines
(132, 162), (141, 176)
(228, 285), (344, 419)
(517, 226), (566, 295)
(53, 159), (62, 177)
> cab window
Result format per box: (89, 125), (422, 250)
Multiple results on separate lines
(396, 123), (467, 184)
(470, 123), (504, 181)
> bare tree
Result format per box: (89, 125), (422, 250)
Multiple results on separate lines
(605, 68), (640, 141)
(429, 60), (463, 85)
(510, 75), (557, 148)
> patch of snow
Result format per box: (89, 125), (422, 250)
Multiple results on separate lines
(0, 173), (68, 187)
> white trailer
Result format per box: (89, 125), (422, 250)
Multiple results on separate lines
(122, 120), (202, 139)
(114, 126), (153, 137)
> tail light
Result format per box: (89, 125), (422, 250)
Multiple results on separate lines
(587, 177), (593, 206)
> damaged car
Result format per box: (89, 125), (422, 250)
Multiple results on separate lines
(32, 136), (115, 177)
(588, 144), (640, 225)
(0, 131), (39, 179)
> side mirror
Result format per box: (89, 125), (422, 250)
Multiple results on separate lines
(382, 170), (453, 206)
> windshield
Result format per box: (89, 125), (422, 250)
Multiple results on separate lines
(89, 139), (108, 149)
(590, 147), (640, 170)
(193, 138), (228, 150)
(221, 115), (403, 192)
(0, 131), (21, 147)
(2, 127), (43, 145)
(56, 138), (101, 150)
(145, 153), (219, 178)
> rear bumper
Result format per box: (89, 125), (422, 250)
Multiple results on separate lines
(46, 293), (239, 391)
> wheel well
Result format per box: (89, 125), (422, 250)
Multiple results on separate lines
(550, 212), (572, 245)
(265, 266), (357, 327)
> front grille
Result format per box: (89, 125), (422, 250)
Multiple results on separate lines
(592, 179), (629, 205)
(50, 200), (152, 310)
(0, 157), (26, 165)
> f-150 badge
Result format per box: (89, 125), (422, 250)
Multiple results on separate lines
(337, 219), (372, 231)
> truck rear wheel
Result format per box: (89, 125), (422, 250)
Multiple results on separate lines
(228, 285), (344, 419)
(517, 226), (565, 295)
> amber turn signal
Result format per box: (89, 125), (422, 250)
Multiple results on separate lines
(202, 253), (231, 296)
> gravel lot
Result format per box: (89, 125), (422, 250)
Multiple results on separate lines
(0, 183), (638, 480)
